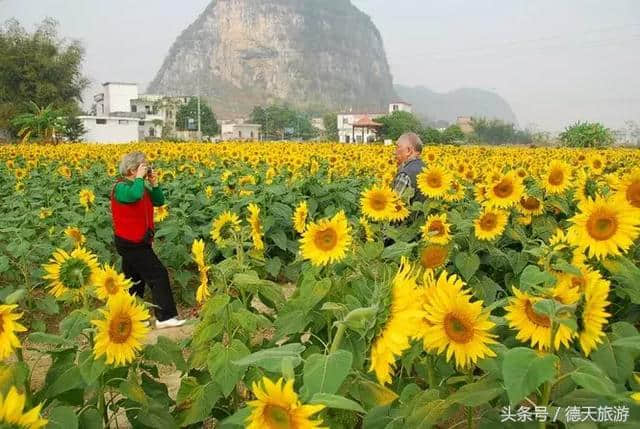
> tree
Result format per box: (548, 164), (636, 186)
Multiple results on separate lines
(471, 117), (531, 145)
(11, 102), (67, 143)
(376, 111), (424, 141)
(420, 127), (443, 144)
(441, 125), (465, 143)
(250, 104), (317, 140)
(559, 121), (613, 148)
(323, 112), (338, 141)
(60, 115), (86, 142)
(175, 98), (219, 136)
(0, 18), (89, 136)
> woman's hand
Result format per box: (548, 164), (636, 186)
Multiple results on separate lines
(136, 163), (148, 179)
(148, 171), (159, 187)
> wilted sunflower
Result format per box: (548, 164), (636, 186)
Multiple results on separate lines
(246, 377), (326, 429)
(421, 213), (451, 244)
(42, 247), (99, 301)
(94, 265), (132, 301)
(154, 205), (169, 222)
(370, 258), (424, 385)
(421, 270), (497, 368)
(0, 386), (47, 429)
(518, 195), (545, 216)
(615, 168), (640, 211)
(474, 208), (508, 241)
(504, 288), (574, 351)
(485, 171), (524, 208)
(92, 293), (150, 366)
(358, 217), (374, 242)
(247, 203), (264, 251)
(567, 195), (640, 259)
(79, 188), (95, 211)
(300, 211), (351, 266)
(292, 201), (309, 233)
(192, 238), (206, 267)
(210, 211), (242, 247)
(542, 160), (572, 195)
(195, 266), (211, 304)
(0, 304), (27, 360)
(38, 208), (53, 219)
(416, 165), (452, 199)
(360, 185), (398, 221)
(64, 226), (86, 247)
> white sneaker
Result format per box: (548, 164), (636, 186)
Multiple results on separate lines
(155, 318), (187, 329)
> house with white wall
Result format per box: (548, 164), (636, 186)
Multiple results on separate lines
(79, 82), (190, 143)
(220, 121), (262, 141)
(337, 101), (413, 143)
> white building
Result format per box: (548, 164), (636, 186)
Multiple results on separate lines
(220, 121), (262, 141)
(80, 82), (189, 143)
(337, 101), (413, 143)
(389, 101), (413, 114)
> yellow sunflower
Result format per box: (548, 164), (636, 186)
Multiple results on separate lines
(154, 205), (169, 222)
(419, 244), (449, 270)
(205, 185), (214, 199)
(191, 239), (206, 268)
(94, 265), (132, 301)
(370, 258), (424, 385)
(79, 188), (95, 211)
(577, 272), (611, 356)
(474, 208), (508, 241)
(300, 211), (351, 266)
(64, 226), (86, 247)
(246, 377), (326, 429)
(388, 199), (410, 222)
(360, 185), (398, 221)
(587, 153), (605, 175)
(210, 211), (242, 247)
(196, 266), (211, 304)
(615, 168), (640, 211)
(485, 171), (524, 209)
(443, 180), (466, 202)
(42, 247), (99, 301)
(92, 293), (150, 366)
(0, 304), (27, 360)
(292, 201), (309, 233)
(542, 160), (572, 195)
(566, 195), (640, 259)
(0, 386), (47, 429)
(504, 288), (574, 351)
(421, 213), (451, 244)
(421, 270), (497, 368)
(38, 208), (53, 219)
(247, 203), (264, 251)
(416, 165), (452, 199)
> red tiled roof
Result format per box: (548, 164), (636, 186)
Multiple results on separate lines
(352, 116), (383, 127)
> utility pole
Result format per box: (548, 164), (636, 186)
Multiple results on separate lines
(196, 76), (202, 142)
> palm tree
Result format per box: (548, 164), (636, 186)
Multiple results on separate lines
(11, 102), (66, 143)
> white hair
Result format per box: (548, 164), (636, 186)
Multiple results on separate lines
(118, 151), (146, 176)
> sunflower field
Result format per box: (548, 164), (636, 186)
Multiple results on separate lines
(1, 141), (640, 429)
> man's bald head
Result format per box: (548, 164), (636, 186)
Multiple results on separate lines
(395, 132), (423, 166)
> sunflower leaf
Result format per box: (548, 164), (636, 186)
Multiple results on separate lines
(502, 347), (558, 406)
(454, 251), (480, 281)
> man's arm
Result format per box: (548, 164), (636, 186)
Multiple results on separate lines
(114, 179), (145, 203)
(393, 172), (412, 196)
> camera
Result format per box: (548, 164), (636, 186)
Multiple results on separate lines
(146, 166), (154, 177)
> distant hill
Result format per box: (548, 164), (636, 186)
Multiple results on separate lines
(148, 0), (396, 117)
(394, 85), (518, 126)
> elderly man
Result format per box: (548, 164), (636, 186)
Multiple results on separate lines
(393, 132), (426, 203)
(111, 151), (185, 329)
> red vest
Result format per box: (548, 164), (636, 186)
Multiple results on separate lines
(110, 179), (154, 243)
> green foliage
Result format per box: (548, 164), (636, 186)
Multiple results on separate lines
(250, 104), (318, 140)
(0, 18), (88, 135)
(559, 121), (614, 148)
(10, 102), (67, 143)
(323, 112), (339, 140)
(376, 111), (423, 141)
(175, 97), (220, 136)
(471, 117), (532, 145)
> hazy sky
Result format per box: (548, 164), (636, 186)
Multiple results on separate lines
(1, 0), (639, 131)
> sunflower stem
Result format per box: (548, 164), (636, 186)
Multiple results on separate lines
(15, 348), (33, 404)
(426, 354), (436, 389)
(466, 368), (474, 429)
(330, 322), (346, 354)
(538, 381), (552, 429)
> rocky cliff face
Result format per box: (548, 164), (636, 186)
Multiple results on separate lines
(148, 0), (396, 116)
